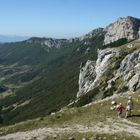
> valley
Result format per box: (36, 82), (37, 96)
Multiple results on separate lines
(0, 16), (139, 140)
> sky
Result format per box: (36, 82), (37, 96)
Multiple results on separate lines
(0, 0), (140, 38)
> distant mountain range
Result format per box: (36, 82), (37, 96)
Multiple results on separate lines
(0, 35), (29, 43)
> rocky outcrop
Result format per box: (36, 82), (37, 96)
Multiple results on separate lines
(118, 50), (140, 91)
(77, 48), (123, 97)
(77, 60), (96, 97)
(26, 37), (68, 48)
(69, 28), (104, 43)
(77, 40), (140, 98)
(104, 16), (140, 45)
(79, 28), (104, 41)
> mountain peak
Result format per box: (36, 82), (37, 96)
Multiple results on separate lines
(104, 16), (140, 45)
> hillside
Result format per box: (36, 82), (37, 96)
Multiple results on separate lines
(0, 90), (139, 140)
(0, 16), (139, 127)
(0, 31), (104, 125)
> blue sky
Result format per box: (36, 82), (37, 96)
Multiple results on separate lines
(0, 0), (140, 38)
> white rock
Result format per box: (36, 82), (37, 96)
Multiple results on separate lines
(104, 16), (140, 45)
(77, 60), (96, 97)
(77, 46), (140, 98)
(50, 112), (56, 116)
(77, 48), (121, 97)
(127, 44), (133, 48)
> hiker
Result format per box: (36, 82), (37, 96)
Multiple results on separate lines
(110, 100), (117, 110)
(116, 103), (124, 118)
(125, 96), (133, 118)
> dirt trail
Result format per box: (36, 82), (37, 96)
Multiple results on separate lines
(0, 118), (140, 140)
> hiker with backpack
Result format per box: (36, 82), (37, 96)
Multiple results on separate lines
(125, 96), (133, 118)
(116, 103), (125, 118)
(110, 101), (125, 118)
(110, 100), (117, 110)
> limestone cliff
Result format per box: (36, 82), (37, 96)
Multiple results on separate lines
(77, 40), (140, 98)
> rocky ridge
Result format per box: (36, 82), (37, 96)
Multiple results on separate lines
(69, 16), (140, 45)
(79, 28), (104, 41)
(25, 17), (140, 48)
(26, 37), (68, 48)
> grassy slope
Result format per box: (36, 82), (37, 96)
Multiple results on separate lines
(0, 90), (139, 140)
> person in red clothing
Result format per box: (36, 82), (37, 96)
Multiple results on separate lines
(117, 103), (124, 118)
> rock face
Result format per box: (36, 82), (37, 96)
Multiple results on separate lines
(77, 40), (140, 98)
(104, 16), (140, 45)
(77, 48), (123, 97)
(77, 60), (96, 97)
(118, 50), (140, 91)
